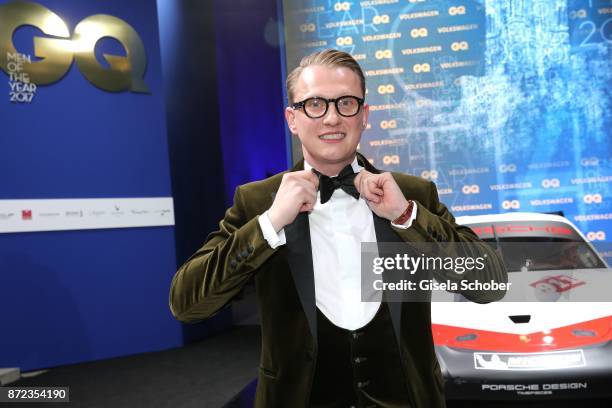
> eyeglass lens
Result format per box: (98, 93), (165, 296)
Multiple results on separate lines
(304, 96), (360, 118)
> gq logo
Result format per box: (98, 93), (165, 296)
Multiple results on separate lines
(380, 120), (397, 129)
(462, 185), (479, 194)
(420, 170), (438, 180)
(413, 63), (430, 73)
(383, 155), (399, 165)
(336, 36), (353, 46)
(451, 41), (469, 51)
(299, 23), (316, 32)
(375, 49), (392, 59)
(499, 164), (517, 173)
(586, 231), (606, 241)
(583, 194), (603, 204)
(377, 84), (395, 94)
(373, 15), (390, 25)
(0, 1), (148, 93)
(449, 6), (466, 15)
(410, 28), (428, 38)
(541, 178), (560, 188)
(580, 157), (599, 167)
(334, 2), (351, 11)
(502, 200), (520, 210)
(569, 9), (587, 19)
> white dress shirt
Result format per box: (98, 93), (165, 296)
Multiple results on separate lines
(258, 158), (416, 330)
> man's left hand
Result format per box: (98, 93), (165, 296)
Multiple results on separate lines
(354, 170), (408, 221)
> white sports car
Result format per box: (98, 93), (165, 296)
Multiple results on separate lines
(433, 212), (612, 400)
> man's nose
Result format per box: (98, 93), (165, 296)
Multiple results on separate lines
(322, 103), (341, 125)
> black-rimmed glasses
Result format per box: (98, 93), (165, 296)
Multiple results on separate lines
(291, 95), (364, 118)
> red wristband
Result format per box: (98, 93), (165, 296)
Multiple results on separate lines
(392, 200), (415, 225)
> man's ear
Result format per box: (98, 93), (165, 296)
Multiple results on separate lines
(285, 107), (298, 134)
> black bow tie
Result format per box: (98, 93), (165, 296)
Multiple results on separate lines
(313, 164), (360, 204)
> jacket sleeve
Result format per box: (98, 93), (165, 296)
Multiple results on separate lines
(169, 186), (277, 322)
(393, 180), (508, 304)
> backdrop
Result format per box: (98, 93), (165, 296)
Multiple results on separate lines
(281, 0), (611, 261)
(0, 0), (181, 371)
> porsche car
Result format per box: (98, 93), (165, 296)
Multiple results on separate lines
(432, 212), (612, 400)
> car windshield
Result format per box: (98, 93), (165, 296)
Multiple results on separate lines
(482, 237), (606, 272)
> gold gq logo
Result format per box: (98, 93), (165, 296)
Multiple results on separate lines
(413, 63), (430, 73)
(569, 9), (587, 19)
(462, 185), (479, 194)
(581, 157), (599, 166)
(373, 15), (390, 25)
(336, 36), (353, 46)
(449, 6), (466, 16)
(541, 179), (560, 189)
(334, 2), (351, 12)
(420, 170), (438, 180)
(0, 1), (148, 92)
(583, 194), (602, 204)
(383, 155), (400, 165)
(380, 120), (397, 129)
(415, 99), (432, 107)
(499, 164), (517, 173)
(451, 41), (469, 51)
(377, 84), (395, 94)
(502, 200), (520, 210)
(375, 49), (392, 59)
(299, 23), (316, 32)
(586, 231), (606, 241)
(410, 28), (428, 38)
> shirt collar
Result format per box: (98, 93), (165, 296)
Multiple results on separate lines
(303, 156), (362, 176)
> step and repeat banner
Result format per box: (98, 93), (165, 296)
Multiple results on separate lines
(281, 0), (611, 258)
(0, 0), (181, 371)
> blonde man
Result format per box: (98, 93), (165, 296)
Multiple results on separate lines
(170, 49), (506, 407)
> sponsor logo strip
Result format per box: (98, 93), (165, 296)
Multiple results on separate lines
(0, 197), (174, 233)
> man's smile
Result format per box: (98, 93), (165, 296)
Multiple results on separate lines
(319, 132), (346, 142)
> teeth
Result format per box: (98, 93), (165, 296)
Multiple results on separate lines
(320, 133), (345, 140)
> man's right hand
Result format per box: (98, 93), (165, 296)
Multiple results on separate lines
(268, 170), (319, 232)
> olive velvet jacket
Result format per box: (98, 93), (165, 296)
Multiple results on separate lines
(169, 154), (508, 407)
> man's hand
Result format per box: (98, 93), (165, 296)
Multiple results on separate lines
(354, 170), (408, 221)
(268, 170), (319, 232)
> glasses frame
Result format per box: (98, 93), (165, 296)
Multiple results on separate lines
(291, 95), (365, 119)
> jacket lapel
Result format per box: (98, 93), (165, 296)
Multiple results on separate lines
(285, 212), (318, 341)
(282, 160), (318, 341)
(372, 214), (403, 346)
(358, 153), (404, 343)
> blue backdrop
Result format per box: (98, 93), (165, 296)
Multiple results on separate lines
(0, 0), (182, 371)
(281, 0), (612, 260)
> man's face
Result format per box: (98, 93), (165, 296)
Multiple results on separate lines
(285, 65), (369, 173)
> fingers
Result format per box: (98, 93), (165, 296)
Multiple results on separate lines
(306, 169), (320, 190)
(366, 177), (384, 196)
(353, 171), (363, 192)
(283, 171), (318, 194)
(299, 201), (315, 213)
(291, 169), (319, 191)
(293, 171), (318, 210)
(358, 171), (384, 203)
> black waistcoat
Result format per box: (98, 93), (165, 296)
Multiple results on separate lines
(309, 302), (412, 408)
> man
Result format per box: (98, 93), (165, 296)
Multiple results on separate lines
(169, 49), (507, 407)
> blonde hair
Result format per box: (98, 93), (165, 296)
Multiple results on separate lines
(286, 49), (366, 104)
